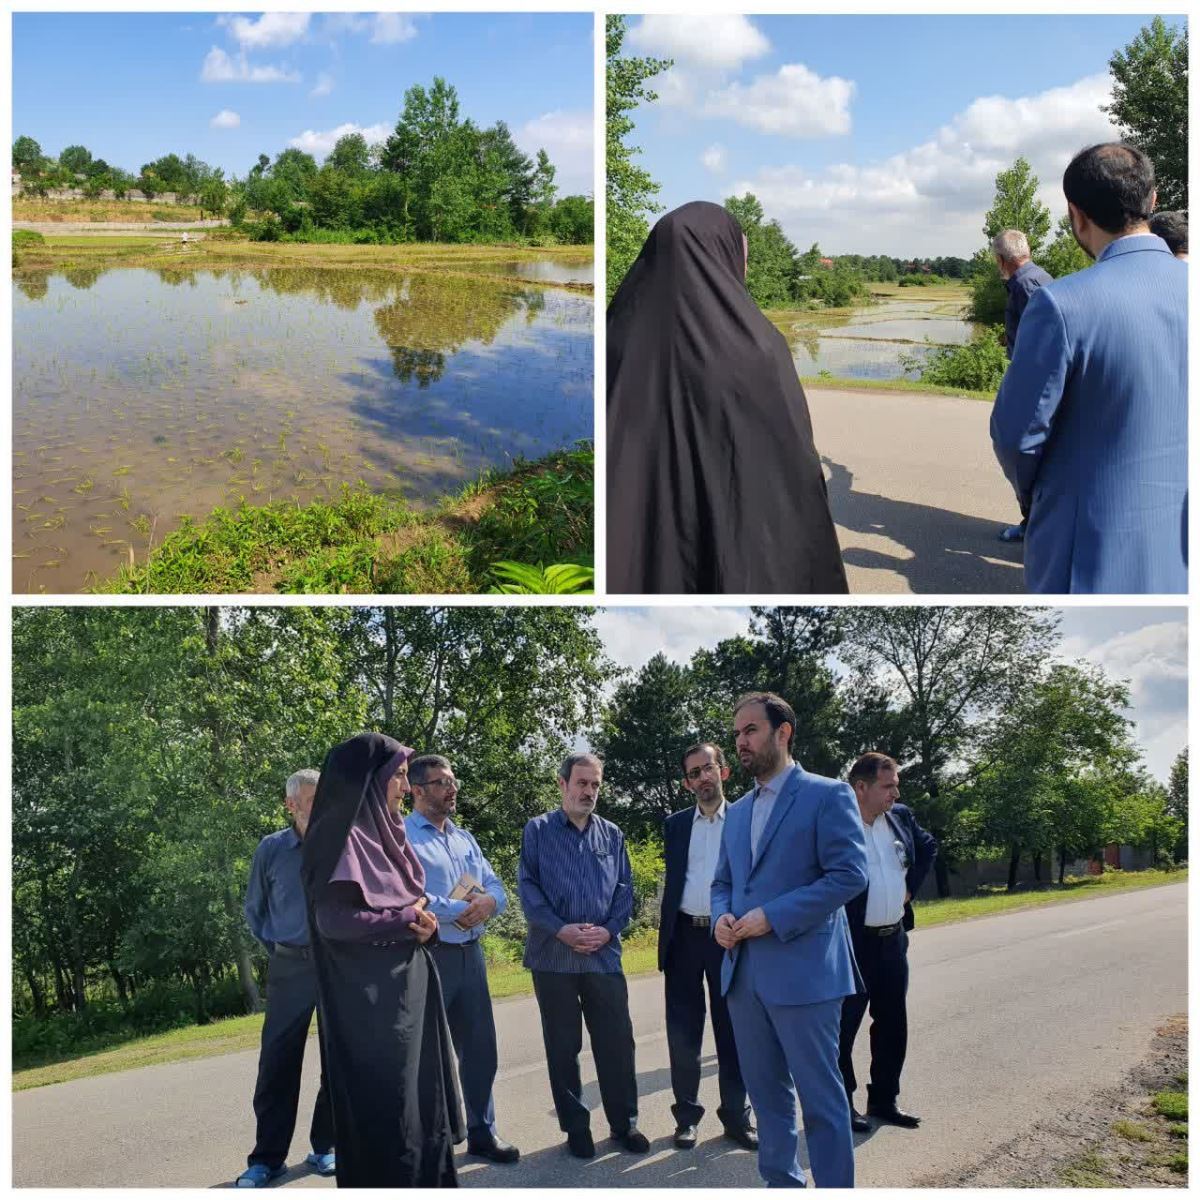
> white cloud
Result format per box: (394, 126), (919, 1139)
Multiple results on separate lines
(218, 12), (310, 50)
(705, 63), (854, 137)
(728, 73), (1118, 255)
(593, 607), (751, 674)
(310, 72), (334, 98)
(701, 143), (726, 173)
(370, 13), (419, 44)
(201, 46), (300, 84)
(517, 110), (593, 196)
(288, 121), (391, 159)
(627, 14), (769, 71)
(1064, 621), (1187, 708)
(209, 109), (241, 129)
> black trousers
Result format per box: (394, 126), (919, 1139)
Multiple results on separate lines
(430, 940), (500, 1138)
(531, 970), (638, 1136)
(663, 916), (751, 1129)
(837, 926), (909, 1108)
(248, 948), (334, 1169)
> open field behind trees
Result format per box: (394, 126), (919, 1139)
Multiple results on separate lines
(12, 868), (1184, 1089)
(13, 607), (1185, 1073)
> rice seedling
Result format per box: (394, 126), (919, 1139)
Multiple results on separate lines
(73, 478), (95, 495)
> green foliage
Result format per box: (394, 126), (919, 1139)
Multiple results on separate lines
(606, 15), (672, 300)
(1154, 1091), (1189, 1122)
(626, 837), (666, 925)
(1104, 17), (1188, 210)
(13, 134), (44, 174)
(983, 157), (1052, 254)
(902, 328), (1008, 392)
(13, 230), (45, 248)
(1038, 214), (1092, 280)
(488, 562), (595, 594)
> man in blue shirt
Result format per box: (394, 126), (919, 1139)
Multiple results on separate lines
(518, 753), (649, 1160)
(992, 228), (1053, 544)
(237, 770), (334, 1189)
(406, 754), (520, 1165)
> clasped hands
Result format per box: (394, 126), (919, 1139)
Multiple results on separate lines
(456, 892), (497, 929)
(557, 922), (613, 954)
(714, 907), (771, 949)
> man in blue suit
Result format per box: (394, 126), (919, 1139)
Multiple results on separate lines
(713, 693), (869, 1187)
(991, 142), (1187, 594)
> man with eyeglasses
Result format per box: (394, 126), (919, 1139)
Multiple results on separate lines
(406, 754), (520, 1165)
(838, 752), (937, 1134)
(659, 743), (757, 1152)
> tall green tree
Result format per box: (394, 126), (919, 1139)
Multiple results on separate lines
(606, 15), (671, 300)
(1104, 16), (1188, 209)
(1166, 747), (1188, 862)
(724, 193), (799, 309)
(1038, 213), (1092, 280)
(12, 135), (44, 175)
(839, 607), (1061, 894)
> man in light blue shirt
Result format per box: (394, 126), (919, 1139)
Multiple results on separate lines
(407, 754), (519, 1165)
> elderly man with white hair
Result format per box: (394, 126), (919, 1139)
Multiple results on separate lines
(237, 769), (335, 1188)
(992, 228), (1053, 543)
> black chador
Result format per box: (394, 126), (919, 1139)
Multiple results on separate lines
(607, 201), (848, 595)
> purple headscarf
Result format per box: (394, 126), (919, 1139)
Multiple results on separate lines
(329, 745), (427, 910)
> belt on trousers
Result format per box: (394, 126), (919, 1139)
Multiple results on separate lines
(679, 913), (711, 927)
(273, 943), (311, 960)
(865, 921), (903, 937)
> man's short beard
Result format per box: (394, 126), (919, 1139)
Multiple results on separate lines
(745, 743), (785, 778)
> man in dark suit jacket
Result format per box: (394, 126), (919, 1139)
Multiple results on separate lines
(838, 753), (937, 1133)
(658, 743), (756, 1151)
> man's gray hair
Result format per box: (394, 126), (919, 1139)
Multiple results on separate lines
(992, 229), (1031, 263)
(285, 768), (320, 798)
(558, 752), (603, 783)
(409, 754), (452, 786)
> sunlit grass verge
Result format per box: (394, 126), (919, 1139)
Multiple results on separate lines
(96, 444), (593, 595)
(799, 373), (995, 402)
(916, 867), (1186, 928)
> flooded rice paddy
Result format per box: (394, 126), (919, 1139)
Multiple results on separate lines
(13, 263), (592, 592)
(777, 296), (976, 381)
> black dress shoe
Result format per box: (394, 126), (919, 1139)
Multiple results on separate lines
(674, 1124), (698, 1149)
(567, 1129), (595, 1158)
(467, 1134), (521, 1163)
(867, 1104), (921, 1129)
(722, 1124), (759, 1150)
(613, 1128), (650, 1153)
(850, 1110), (871, 1133)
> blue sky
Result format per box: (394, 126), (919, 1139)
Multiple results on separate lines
(623, 13), (1183, 256)
(13, 13), (594, 194)
(592, 607), (1186, 783)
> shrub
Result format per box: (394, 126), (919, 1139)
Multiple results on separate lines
(902, 328), (1008, 392)
(12, 230), (45, 248)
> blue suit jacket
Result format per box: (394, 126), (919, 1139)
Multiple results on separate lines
(711, 764), (868, 1006)
(990, 234), (1187, 594)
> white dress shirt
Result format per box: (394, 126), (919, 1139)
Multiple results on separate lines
(680, 801), (727, 916)
(862, 813), (907, 927)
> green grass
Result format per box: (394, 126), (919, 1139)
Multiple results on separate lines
(1058, 1149), (1111, 1187)
(95, 445), (594, 595)
(915, 868), (1186, 929)
(13, 871), (1183, 1092)
(1113, 1120), (1154, 1142)
(799, 373), (995, 402)
(1153, 1091), (1189, 1122)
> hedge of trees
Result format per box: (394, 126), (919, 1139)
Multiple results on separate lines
(14, 606), (1183, 1061)
(13, 77), (592, 245)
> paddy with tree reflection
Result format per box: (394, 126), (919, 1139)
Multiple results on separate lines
(13, 261), (591, 592)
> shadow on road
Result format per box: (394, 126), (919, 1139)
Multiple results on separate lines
(823, 457), (1024, 594)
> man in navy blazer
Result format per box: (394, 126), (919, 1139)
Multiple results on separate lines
(991, 142), (1187, 594)
(837, 754), (937, 1134)
(713, 693), (868, 1187)
(659, 743), (756, 1151)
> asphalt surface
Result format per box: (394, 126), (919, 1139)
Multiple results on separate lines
(12, 883), (1185, 1189)
(806, 386), (1025, 595)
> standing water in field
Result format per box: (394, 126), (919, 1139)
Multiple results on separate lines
(775, 296), (977, 381)
(13, 265), (592, 592)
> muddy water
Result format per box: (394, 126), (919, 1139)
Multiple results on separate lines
(13, 265), (592, 592)
(779, 297), (977, 380)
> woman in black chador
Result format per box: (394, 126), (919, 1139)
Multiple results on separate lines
(607, 201), (848, 595)
(301, 732), (463, 1188)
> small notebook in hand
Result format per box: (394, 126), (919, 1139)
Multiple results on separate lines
(449, 873), (486, 931)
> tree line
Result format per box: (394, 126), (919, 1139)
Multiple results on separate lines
(13, 606), (1183, 1057)
(13, 77), (593, 246)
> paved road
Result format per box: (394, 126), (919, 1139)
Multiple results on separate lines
(13, 883), (1185, 1188)
(806, 386), (1025, 595)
